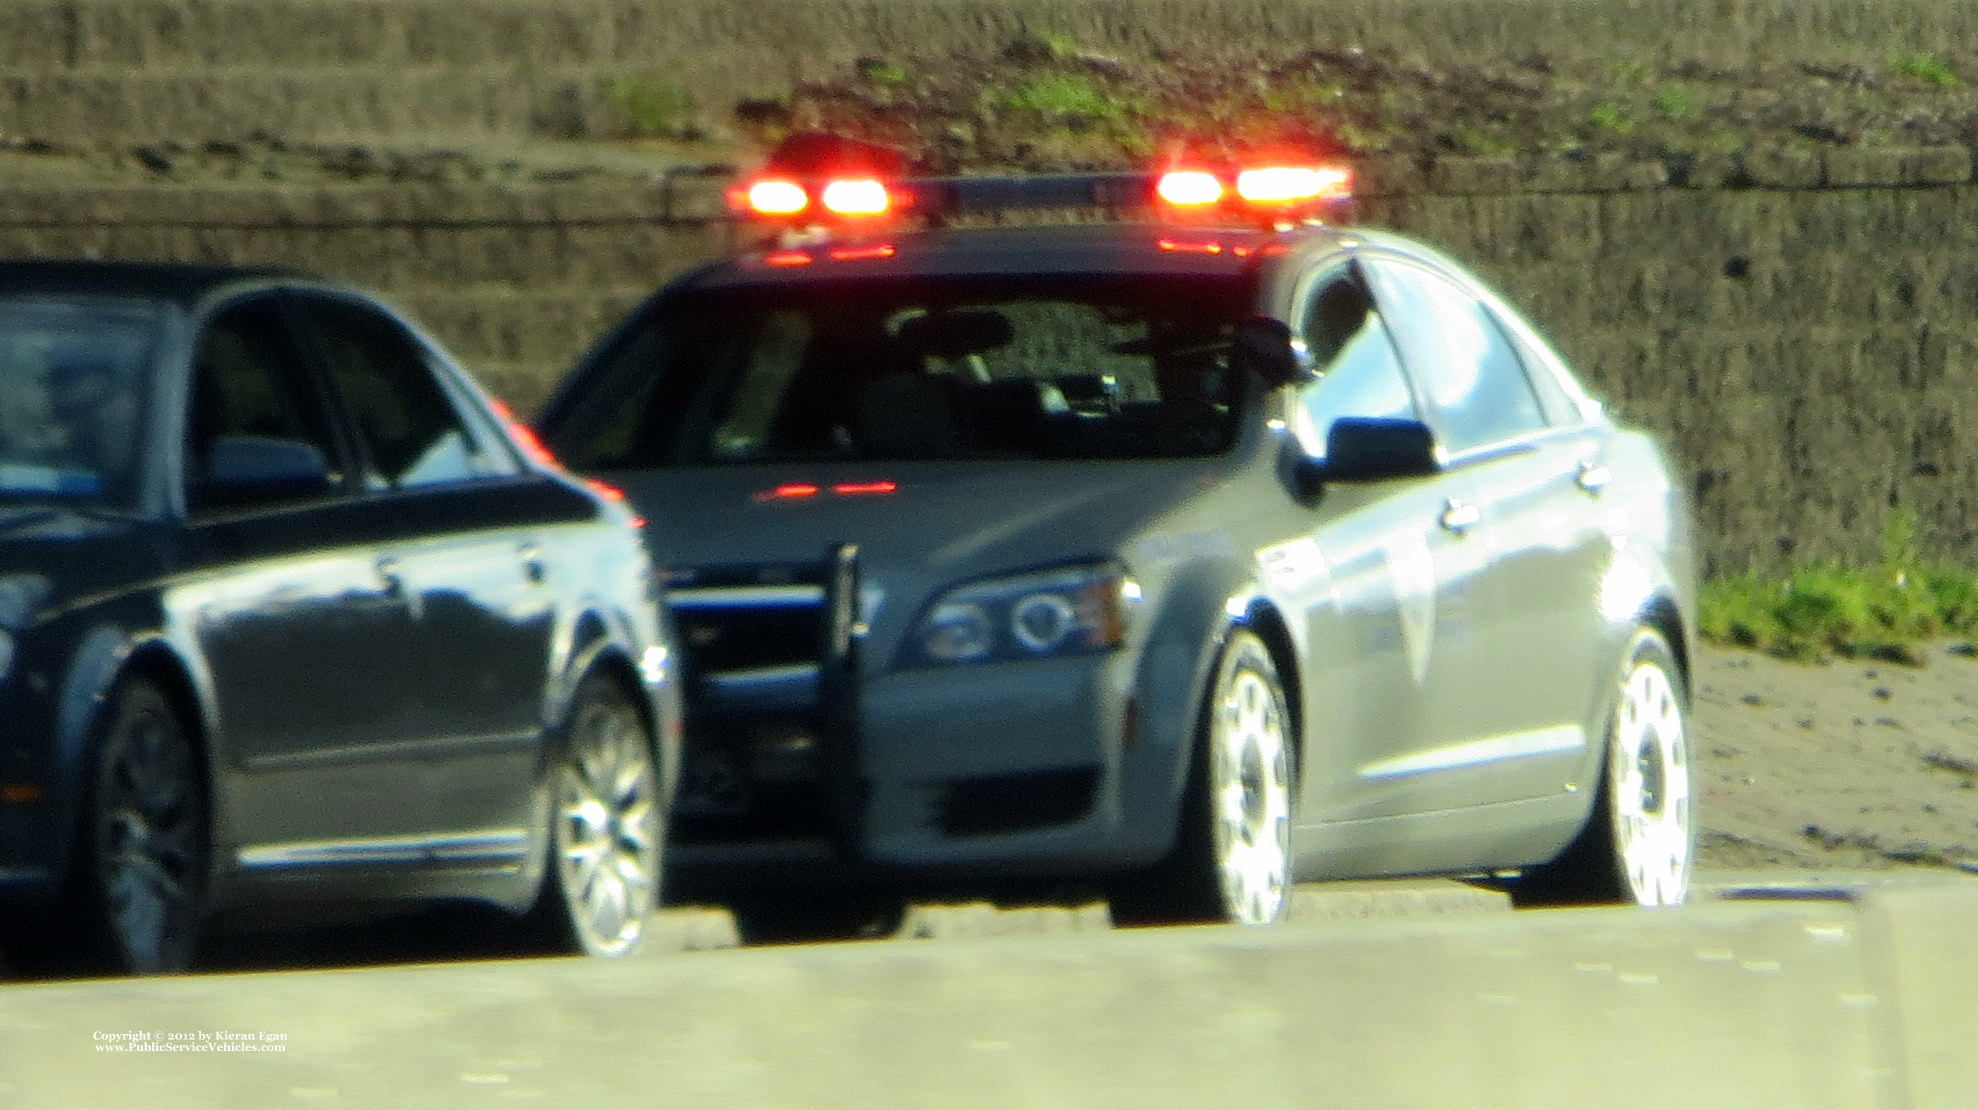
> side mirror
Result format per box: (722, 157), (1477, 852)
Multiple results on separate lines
(1321, 417), (1442, 483)
(197, 435), (333, 509)
(1231, 317), (1301, 389)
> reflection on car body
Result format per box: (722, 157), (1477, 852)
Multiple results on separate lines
(0, 260), (681, 973)
(537, 143), (1698, 924)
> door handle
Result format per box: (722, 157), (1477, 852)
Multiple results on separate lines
(519, 543), (547, 585)
(377, 555), (422, 617)
(376, 556), (406, 596)
(1576, 460), (1612, 494)
(1439, 499), (1481, 534)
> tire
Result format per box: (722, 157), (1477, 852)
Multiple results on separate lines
(533, 674), (664, 957)
(73, 678), (209, 974)
(1523, 627), (1694, 907)
(1111, 630), (1295, 926)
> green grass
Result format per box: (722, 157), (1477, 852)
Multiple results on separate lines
(597, 74), (700, 140)
(1650, 83), (1702, 119)
(1698, 511), (1978, 663)
(995, 74), (1136, 124)
(1587, 101), (1636, 135)
(856, 57), (911, 87)
(1893, 51), (1959, 88)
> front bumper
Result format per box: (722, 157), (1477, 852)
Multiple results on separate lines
(670, 650), (1189, 883)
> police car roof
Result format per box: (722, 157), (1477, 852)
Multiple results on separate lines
(691, 221), (1350, 288)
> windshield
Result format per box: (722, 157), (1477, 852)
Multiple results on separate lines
(548, 275), (1253, 468)
(0, 297), (163, 509)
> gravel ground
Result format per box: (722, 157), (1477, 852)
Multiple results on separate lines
(1694, 639), (1978, 875)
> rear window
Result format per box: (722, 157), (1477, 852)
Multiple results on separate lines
(0, 297), (162, 507)
(544, 275), (1253, 467)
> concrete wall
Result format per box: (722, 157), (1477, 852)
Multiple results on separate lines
(4, 0), (1977, 576)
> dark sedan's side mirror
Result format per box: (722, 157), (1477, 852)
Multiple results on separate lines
(1320, 417), (1442, 483)
(1231, 317), (1302, 389)
(196, 435), (333, 510)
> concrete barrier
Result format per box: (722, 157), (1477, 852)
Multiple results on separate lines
(3, 873), (1973, 1108)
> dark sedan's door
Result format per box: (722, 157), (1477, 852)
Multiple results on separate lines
(1358, 253), (1611, 809)
(175, 294), (425, 860)
(289, 292), (574, 863)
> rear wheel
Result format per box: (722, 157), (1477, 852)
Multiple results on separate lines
(1111, 630), (1294, 925)
(76, 678), (208, 974)
(534, 675), (664, 957)
(1524, 628), (1693, 906)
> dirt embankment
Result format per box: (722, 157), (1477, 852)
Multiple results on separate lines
(1695, 640), (1978, 875)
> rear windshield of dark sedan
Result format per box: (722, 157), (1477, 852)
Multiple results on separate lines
(547, 275), (1253, 468)
(0, 298), (163, 508)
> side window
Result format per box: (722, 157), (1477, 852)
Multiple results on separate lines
(1488, 293), (1603, 427)
(297, 296), (505, 490)
(1361, 258), (1546, 454)
(1292, 276), (1418, 458)
(186, 297), (343, 512)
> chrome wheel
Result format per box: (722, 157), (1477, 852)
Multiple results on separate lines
(1607, 647), (1693, 906)
(1207, 633), (1293, 925)
(88, 681), (206, 974)
(1520, 627), (1694, 908)
(548, 678), (661, 957)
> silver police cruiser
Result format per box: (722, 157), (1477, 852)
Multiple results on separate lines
(536, 134), (1698, 924)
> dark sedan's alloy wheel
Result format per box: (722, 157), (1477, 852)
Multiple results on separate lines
(542, 676), (663, 957)
(82, 679), (209, 974)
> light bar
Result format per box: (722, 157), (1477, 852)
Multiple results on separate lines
(1156, 170), (1225, 208)
(1154, 161), (1353, 219)
(820, 178), (892, 216)
(744, 179), (809, 216)
(1235, 165), (1351, 206)
(723, 133), (1356, 236)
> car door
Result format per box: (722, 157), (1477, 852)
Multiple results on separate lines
(1284, 264), (1489, 824)
(174, 291), (425, 859)
(1357, 251), (1609, 809)
(288, 291), (575, 856)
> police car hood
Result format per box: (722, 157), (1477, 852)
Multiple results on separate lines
(614, 459), (1231, 641)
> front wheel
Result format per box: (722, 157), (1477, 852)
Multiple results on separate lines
(1111, 630), (1295, 926)
(77, 678), (209, 974)
(1524, 627), (1694, 907)
(534, 675), (664, 957)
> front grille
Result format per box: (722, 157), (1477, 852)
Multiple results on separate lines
(938, 768), (1099, 838)
(666, 550), (862, 846)
(671, 564), (830, 677)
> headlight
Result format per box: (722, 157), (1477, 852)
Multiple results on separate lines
(908, 563), (1140, 667)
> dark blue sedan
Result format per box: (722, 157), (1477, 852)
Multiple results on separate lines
(0, 261), (681, 973)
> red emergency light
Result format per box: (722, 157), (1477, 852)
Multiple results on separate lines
(1155, 161), (1351, 220)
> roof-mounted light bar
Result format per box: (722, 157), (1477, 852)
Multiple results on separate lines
(723, 132), (1354, 240)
